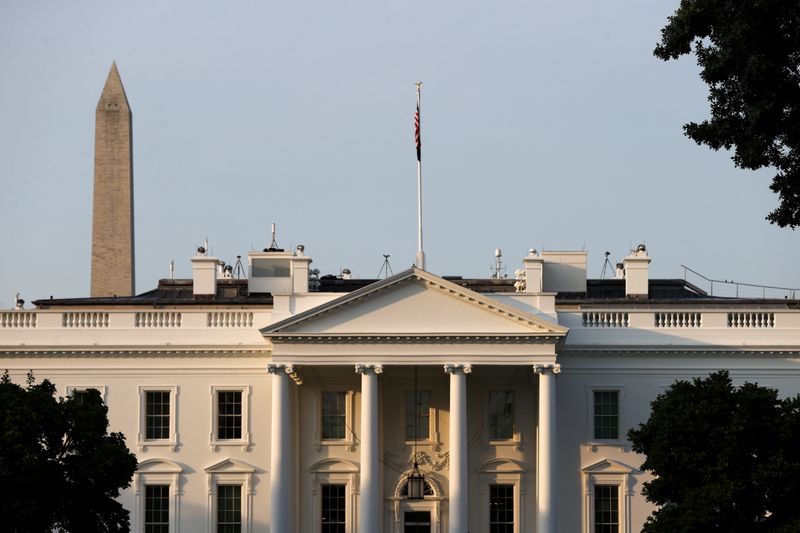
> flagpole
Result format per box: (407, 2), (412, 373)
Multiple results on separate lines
(415, 82), (426, 270)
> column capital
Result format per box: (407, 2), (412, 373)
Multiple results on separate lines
(355, 364), (383, 375)
(443, 363), (472, 374)
(267, 363), (294, 375)
(533, 363), (561, 375)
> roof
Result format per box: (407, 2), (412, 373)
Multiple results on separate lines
(32, 274), (798, 309)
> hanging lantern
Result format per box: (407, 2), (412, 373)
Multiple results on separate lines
(407, 461), (426, 500)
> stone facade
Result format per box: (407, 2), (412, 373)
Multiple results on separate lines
(91, 62), (134, 297)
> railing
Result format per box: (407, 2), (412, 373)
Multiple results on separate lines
(63, 312), (110, 328)
(682, 265), (798, 299)
(728, 312), (775, 328)
(655, 312), (702, 328)
(207, 312), (254, 328)
(0, 312), (37, 328)
(135, 312), (182, 328)
(582, 312), (628, 328)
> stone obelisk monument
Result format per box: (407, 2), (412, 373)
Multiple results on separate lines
(91, 62), (135, 297)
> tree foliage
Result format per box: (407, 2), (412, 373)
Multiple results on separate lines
(0, 372), (138, 532)
(656, 0), (800, 227)
(628, 371), (800, 532)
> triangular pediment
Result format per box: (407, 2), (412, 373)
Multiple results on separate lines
(205, 458), (256, 474)
(582, 458), (637, 475)
(262, 268), (567, 338)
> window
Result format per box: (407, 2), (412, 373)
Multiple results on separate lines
(218, 391), (242, 439)
(217, 485), (242, 533)
(406, 390), (430, 440)
(146, 391), (171, 440)
(145, 485), (169, 533)
(489, 484), (514, 533)
(593, 391), (619, 440)
(489, 391), (514, 440)
(66, 385), (107, 403)
(205, 459), (254, 533)
(594, 485), (619, 533)
(321, 484), (346, 533)
(581, 458), (633, 533)
(138, 386), (178, 451)
(322, 392), (346, 440)
(210, 386), (251, 450)
(134, 459), (182, 533)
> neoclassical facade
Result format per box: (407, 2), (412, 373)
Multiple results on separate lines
(2, 245), (800, 532)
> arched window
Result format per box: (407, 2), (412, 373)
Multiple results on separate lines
(400, 478), (435, 498)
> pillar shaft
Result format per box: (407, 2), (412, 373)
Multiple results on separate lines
(445, 364), (471, 533)
(268, 364), (292, 533)
(356, 364), (382, 532)
(535, 363), (560, 533)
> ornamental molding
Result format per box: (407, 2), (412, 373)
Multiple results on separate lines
(0, 347), (270, 358)
(261, 267), (568, 337)
(560, 347), (800, 358)
(267, 334), (561, 345)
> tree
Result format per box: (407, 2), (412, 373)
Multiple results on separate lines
(0, 372), (138, 532)
(628, 371), (800, 532)
(656, 1), (800, 228)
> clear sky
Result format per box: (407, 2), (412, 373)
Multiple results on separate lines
(1, 0), (798, 304)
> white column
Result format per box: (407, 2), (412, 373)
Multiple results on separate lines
(268, 363), (293, 533)
(356, 364), (382, 532)
(444, 364), (471, 533)
(534, 363), (560, 533)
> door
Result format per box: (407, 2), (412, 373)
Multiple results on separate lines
(404, 511), (432, 533)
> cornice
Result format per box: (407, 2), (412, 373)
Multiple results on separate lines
(267, 333), (562, 344)
(0, 346), (270, 358)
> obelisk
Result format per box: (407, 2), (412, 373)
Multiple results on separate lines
(91, 62), (135, 297)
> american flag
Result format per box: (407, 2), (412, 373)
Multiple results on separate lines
(414, 103), (421, 162)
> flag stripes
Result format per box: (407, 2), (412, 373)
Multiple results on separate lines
(414, 103), (421, 162)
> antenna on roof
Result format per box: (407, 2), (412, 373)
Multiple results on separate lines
(490, 249), (507, 279)
(233, 255), (247, 278)
(264, 222), (284, 252)
(378, 254), (394, 279)
(600, 251), (614, 279)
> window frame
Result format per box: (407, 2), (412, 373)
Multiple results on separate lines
(488, 483), (516, 533)
(404, 390), (437, 444)
(66, 385), (108, 403)
(586, 387), (625, 444)
(478, 458), (526, 533)
(581, 459), (634, 533)
(205, 458), (254, 533)
(138, 386), (178, 452)
(133, 458), (183, 533)
(487, 389), (522, 449)
(317, 390), (354, 450)
(210, 386), (251, 451)
(309, 459), (358, 533)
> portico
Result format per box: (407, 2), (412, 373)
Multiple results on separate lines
(262, 268), (567, 533)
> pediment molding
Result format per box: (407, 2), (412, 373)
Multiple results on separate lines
(262, 268), (567, 339)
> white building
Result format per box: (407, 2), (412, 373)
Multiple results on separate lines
(2, 244), (800, 533)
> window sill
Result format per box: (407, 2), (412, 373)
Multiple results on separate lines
(138, 439), (178, 452)
(210, 434), (252, 452)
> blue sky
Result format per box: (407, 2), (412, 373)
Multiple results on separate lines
(1, 0), (798, 303)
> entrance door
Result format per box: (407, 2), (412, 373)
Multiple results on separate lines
(404, 511), (432, 533)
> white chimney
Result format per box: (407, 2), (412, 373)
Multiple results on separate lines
(541, 251), (588, 294)
(191, 247), (218, 297)
(623, 244), (651, 299)
(522, 249), (544, 293)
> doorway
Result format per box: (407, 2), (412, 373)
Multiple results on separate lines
(404, 510), (432, 533)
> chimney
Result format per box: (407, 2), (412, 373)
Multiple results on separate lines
(623, 244), (651, 299)
(191, 247), (218, 297)
(248, 245), (312, 296)
(522, 249), (544, 293)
